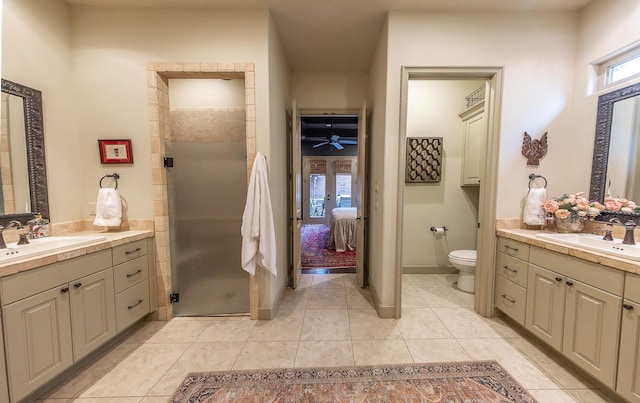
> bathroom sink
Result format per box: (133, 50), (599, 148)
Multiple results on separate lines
(536, 232), (640, 261)
(0, 235), (107, 264)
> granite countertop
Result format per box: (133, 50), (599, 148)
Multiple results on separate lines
(0, 230), (154, 278)
(496, 229), (640, 275)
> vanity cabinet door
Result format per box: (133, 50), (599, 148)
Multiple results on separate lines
(526, 264), (566, 352)
(70, 268), (116, 361)
(3, 286), (73, 402)
(563, 279), (621, 389)
(617, 299), (640, 402)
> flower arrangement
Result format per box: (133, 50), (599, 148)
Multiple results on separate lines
(542, 192), (603, 219)
(603, 196), (640, 214)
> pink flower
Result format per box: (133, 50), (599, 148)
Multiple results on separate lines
(605, 201), (622, 211)
(555, 209), (570, 219)
(543, 200), (559, 213)
(590, 202), (605, 211)
(576, 201), (590, 211)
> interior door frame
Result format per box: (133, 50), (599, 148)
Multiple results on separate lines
(395, 67), (504, 318)
(290, 107), (367, 283)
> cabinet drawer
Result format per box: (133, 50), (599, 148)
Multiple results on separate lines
(115, 280), (150, 333)
(495, 275), (527, 325)
(626, 273), (640, 304)
(530, 247), (624, 296)
(112, 239), (148, 266)
(497, 237), (530, 261)
(496, 252), (528, 288)
(113, 255), (149, 294)
(1, 249), (112, 306)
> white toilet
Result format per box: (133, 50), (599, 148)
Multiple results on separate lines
(448, 250), (477, 293)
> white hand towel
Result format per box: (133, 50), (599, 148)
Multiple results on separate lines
(93, 188), (122, 227)
(524, 188), (547, 226)
(241, 153), (277, 277)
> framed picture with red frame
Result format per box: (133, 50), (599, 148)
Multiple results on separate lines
(98, 139), (133, 164)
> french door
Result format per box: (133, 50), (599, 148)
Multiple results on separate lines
(303, 156), (357, 225)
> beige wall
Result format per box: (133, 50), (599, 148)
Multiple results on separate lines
(2, 0), (83, 223)
(366, 17), (388, 310)
(70, 6), (272, 222)
(265, 12), (291, 314)
(402, 80), (483, 269)
(571, 0), (640, 197)
(168, 79), (246, 109)
(291, 72), (368, 112)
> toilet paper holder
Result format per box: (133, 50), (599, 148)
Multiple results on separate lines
(430, 226), (448, 232)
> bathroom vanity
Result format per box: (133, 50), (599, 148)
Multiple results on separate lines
(495, 229), (640, 402)
(0, 231), (155, 402)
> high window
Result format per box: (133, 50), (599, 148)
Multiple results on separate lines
(598, 46), (640, 90)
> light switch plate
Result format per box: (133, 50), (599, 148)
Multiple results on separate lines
(88, 202), (96, 216)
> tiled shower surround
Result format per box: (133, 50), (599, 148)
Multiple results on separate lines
(146, 62), (257, 320)
(169, 108), (246, 143)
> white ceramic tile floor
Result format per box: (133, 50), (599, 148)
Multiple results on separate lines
(36, 273), (618, 402)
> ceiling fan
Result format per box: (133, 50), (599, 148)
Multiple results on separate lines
(311, 134), (357, 150)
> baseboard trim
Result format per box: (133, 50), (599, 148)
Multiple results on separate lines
(402, 266), (457, 274)
(258, 282), (288, 320)
(369, 281), (396, 319)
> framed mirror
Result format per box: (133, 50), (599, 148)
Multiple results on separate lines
(0, 79), (49, 226)
(589, 81), (640, 223)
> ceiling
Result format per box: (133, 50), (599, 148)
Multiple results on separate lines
(64, 0), (594, 72)
(301, 115), (359, 148)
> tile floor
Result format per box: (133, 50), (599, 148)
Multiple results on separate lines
(37, 273), (617, 402)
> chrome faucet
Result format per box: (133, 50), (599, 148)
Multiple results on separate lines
(0, 220), (29, 249)
(610, 218), (637, 245)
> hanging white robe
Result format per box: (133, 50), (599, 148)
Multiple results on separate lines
(241, 153), (277, 276)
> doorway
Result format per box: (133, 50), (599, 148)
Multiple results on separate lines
(290, 106), (368, 287)
(166, 78), (249, 316)
(395, 67), (503, 318)
(302, 156), (358, 272)
(146, 63), (258, 320)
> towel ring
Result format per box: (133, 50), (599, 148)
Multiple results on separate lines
(528, 173), (547, 189)
(99, 173), (120, 190)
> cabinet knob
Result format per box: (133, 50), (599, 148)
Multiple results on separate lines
(623, 304), (634, 311)
(566, 281), (574, 286)
(74, 282), (82, 289)
(555, 277), (562, 282)
(60, 287), (69, 294)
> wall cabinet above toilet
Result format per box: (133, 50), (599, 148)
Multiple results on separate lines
(459, 101), (485, 186)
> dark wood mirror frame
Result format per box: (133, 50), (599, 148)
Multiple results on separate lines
(589, 81), (640, 224)
(0, 79), (50, 227)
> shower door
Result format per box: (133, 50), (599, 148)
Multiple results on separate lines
(167, 141), (249, 316)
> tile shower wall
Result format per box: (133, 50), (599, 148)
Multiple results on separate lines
(169, 108), (246, 143)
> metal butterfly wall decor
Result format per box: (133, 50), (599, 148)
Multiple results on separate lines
(522, 131), (548, 166)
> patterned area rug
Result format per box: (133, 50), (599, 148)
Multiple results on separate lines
(171, 361), (536, 402)
(301, 224), (356, 269)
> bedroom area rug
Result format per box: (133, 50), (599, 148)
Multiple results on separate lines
(170, 361), (536, 402)
(301, 224), (356, 269)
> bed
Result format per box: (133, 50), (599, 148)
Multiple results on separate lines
(328, 207), (358, 252)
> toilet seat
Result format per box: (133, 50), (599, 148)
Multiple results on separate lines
(448, 250), (477, 266)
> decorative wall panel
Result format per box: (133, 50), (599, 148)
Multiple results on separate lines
(405, 137), (442, 183)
